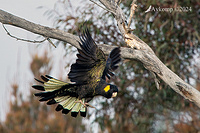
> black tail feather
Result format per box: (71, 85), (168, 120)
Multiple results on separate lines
(34, 92), (44, 97)
(47, 99), (57, 105)
(34, 91), (54, 97)
(34, 91), (57, 102)
(45, 75), (53, 79)
(71, 112), (79, 117)
(62, 109), (70, 114)
(32, 85), (45, 91)
(55, 104), (63, 111)
(39, 95), (56, 102)
(34, 78), (44, 84)
(41, 75), (49, 82)
(80, 109), (87, 117)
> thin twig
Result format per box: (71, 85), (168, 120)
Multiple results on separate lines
(2, 24), (47, 43)
(89, 0), (114, 14)
(47, 38), (56, 48)
(127, 0), (137, 28)
(2, 24), (56, 48)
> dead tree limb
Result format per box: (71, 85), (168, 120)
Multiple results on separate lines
(0, 4), (200, 108)
(99, 0), (200, 107)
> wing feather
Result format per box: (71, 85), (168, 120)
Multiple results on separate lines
(68, 27), (106, 84)
(102, 47), (121, 80)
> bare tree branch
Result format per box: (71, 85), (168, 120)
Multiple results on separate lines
(99, 0), (200, 107)
(2, 24), (49, 43)
(0, 4), (200, 108)
(0, 9), (80, 48)
(89, 0), (113, 13)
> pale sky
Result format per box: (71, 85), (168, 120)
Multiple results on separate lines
(0, 0), (62, 121)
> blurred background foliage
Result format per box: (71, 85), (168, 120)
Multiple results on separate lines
(0, 0), (200, 132)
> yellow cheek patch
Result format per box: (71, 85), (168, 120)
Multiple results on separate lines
(104, 85), (110, 92)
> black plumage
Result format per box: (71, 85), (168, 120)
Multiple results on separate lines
(32, 27), (121, 117)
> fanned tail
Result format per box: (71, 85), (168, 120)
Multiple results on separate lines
(32, 75), (87, 117)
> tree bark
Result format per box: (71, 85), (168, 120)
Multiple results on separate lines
(0, 2), (200, 108)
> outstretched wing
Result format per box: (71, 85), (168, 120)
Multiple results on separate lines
(102, 47), (121, 80)
(68, 28), (106, 84)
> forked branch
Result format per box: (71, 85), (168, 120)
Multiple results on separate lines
(99, 0), (200, 107)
